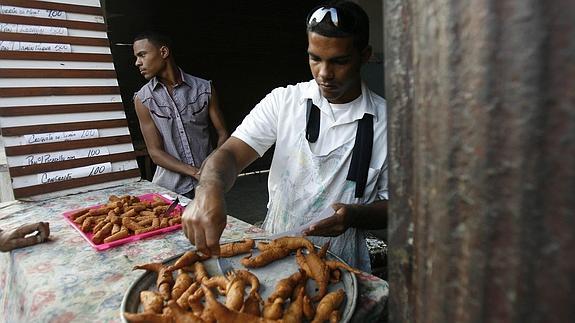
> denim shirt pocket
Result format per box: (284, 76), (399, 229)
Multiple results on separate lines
(183, 99), (209, 126)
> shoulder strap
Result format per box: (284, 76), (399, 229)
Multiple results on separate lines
(305, 99), (320, 143)
(347, 114), (374, 198)
(306, 99), (374, 198)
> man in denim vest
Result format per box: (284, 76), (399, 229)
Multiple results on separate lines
(133, 31), (228, 199)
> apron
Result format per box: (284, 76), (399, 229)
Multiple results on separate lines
(262, 128), (373, 272)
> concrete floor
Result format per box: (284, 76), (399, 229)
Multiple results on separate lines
(225, 172), (270, 225)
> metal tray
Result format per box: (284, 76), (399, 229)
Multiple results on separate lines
(121, 238), (358, 322)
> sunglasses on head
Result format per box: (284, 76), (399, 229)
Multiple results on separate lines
(306, 6), (357, 32)
(308, 7), (339, 27)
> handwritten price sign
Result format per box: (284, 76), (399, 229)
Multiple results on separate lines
(37, 162), (112, 185)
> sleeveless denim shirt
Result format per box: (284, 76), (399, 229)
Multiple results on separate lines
(135, 69), (212, 195)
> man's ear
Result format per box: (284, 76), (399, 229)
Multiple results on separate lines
(160, 45), (170, 59)
(360, 45), (372, 64)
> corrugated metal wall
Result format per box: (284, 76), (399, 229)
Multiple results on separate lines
(385, 0), (575, 322)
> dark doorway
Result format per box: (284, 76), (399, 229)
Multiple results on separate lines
(101, 0), (323, 173)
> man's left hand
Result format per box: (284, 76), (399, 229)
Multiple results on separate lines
(303, 203), (354, 237)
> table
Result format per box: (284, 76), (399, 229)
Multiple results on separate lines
(0, 180), (388, 322)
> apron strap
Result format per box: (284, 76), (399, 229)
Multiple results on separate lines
(305, 99), (374, 198)
(306, 99), (320, 143)
(347, 113), (374, 198)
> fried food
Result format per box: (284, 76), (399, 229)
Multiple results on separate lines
(171, 271), (193, 300)
(167, 251), (209, 272)
(240, 247), (291, 268)
(220, 239), (255, 257)
(193, 261), (210, 283)
(176, 282), (201, 310)
(241, 291), (263, 316)
(68, 194), (182, 245)
(262, 298), (284, 320)
(267, 270), (305, 303)
(202, 285), (280, 323)
(69, 208), (90, 220)
(140, 290), (164, 314)
(133, 263), (174, 301)
(296, 242), (333, 301)
(103, 228), (129, 243)
(257, 236), (315, 253)
(92, 222), (113, 244)
(126, 237), (359, 322)
(123, 312), (172, 323)
(282, 284), (305, 323)
(311, 289), (346, 323)
(234, 269), (260, 295)
(204, 275), (229, 295)
(224, 272), (246, 311)
(303, 295), (315, 321)
(167, 300), (204, 323)
(325, 259), (361, 275)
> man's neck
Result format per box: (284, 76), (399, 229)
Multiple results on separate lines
(158, 64), (181, 88)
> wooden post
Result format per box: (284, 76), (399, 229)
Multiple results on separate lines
(385, 0), (575, 322)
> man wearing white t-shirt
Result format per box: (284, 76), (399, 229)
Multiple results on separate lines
(182, 1), (387, 272)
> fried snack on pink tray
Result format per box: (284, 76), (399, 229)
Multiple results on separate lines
(92, 222), (113, 244)
(103, 228), (129, 244)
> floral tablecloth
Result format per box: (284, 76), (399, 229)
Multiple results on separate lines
(0, 180), (388, 322)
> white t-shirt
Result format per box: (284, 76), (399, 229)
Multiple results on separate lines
(233, 80), (387, 271)
(233, 80), (388, 207)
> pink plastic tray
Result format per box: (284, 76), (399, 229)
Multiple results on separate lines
(63, 193), (183, 251)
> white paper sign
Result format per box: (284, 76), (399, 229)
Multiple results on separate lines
(1, 5), (67, 20)
(23, 129), (99, 145)
(37, 162), (112, 185)
(24, 147), (110, 166)
(0, 40), (71, 52)
(0, 23), (68, 35)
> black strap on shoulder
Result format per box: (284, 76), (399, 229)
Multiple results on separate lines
(346, 114), (374, 198)
(306, 99), (320, 143)
(305, 99), (373, 198)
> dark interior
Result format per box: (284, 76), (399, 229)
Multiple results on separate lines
(102, 0), (324, 173)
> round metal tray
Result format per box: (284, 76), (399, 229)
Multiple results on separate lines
(121, 238), (358, 322)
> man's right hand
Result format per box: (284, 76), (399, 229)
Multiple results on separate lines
(181, 137), (260, 256)
(181, 184), (227, 256)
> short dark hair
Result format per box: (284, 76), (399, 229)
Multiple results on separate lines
(306, 0), (370, 51)
(133, 31), (173, 50)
